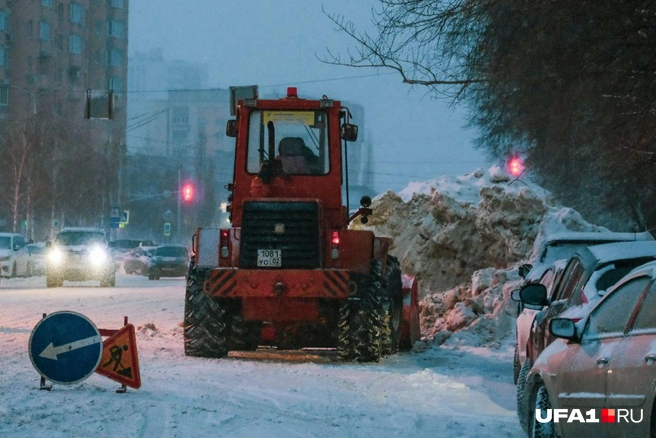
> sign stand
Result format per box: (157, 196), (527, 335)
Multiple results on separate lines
(38, 313), (53, 391)
(32, 314), (140, 393)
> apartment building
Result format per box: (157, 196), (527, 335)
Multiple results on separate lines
(0, 0), (127, 133)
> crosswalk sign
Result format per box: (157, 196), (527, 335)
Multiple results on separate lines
(95, 324), (141, 389)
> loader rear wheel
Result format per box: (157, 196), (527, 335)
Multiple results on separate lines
(338, 260), (384, 363)
(184, 267), (230, 358)
(380, 256), (403, 356)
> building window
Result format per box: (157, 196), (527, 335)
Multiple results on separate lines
(109, 0), (124, 8)
(0, 47), (6, 66)
(42, 0), (53, 7)
(172, 130), (188, 142)
(57, 3), (64, 21)
(0, 10), (7, 32)
(69, 34), (82, 54)
(70, 3), (83, 24)
(108, 77), (123, 93)
(172, 107), (190, 125)
(107, 19), (124, 38)
(39, 21), (50, 41)
(107, 48), (122, 66)
(0, 86), (8, 106)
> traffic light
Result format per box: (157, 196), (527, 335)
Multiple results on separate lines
(508, 157), (523, 177)
(181, 183), (195, 202)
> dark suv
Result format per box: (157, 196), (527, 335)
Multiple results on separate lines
(45, 227), (116, 287)
(146, 245), (189, 280)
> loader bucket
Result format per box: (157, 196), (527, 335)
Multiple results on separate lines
(400, 274), (420, 350)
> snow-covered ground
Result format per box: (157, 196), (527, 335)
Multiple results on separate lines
(0, 275), (524, 437)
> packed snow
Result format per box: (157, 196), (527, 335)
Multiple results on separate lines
(352, 166), (608, 346)
(0, 275), (523, 437)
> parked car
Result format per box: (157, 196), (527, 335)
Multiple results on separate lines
(46, 227), (116, 287)
(123, 246), (157, 275)
(25, 243), (47, 276)
(145, 245), (189, 280)
(511, 259), (567, 383)
(0, 232), (30, 278)
(519, 231), (654, 284)
(515, 240), (656, 433)
(521, 260), (656, 438)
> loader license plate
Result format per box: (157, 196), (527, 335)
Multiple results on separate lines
(257, 249), (281, 267)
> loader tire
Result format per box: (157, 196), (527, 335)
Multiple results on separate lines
(184, 266), (230, 358)
(380, 256), (403, 356)
(338, 260), (384, 363)
(228, 310), (261, 351)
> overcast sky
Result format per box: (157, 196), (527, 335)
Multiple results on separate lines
(128, 0), (488, 193)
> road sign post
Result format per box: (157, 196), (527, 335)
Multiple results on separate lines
(29, 311), (103, 386)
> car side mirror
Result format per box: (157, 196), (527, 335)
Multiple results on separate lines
(511, 289), (521, 301)
(340, 123), (358, 142)
(549, 318), (577, 341)
(226, 119), (238, 137)
(519, 283), (549, 307)
(13, 244), (19, 251)
(518, 263), (533, 279)
(45, 241), (52, 247)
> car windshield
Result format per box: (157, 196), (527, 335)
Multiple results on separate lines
(56, 232), (105, 246)
(0, 237), (10, 249)
(156, 247), (188, 257)
(247, 110), (329, 175)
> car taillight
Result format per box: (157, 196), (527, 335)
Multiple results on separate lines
(331, 231), (340, 259)
(220, 229), (230, 259)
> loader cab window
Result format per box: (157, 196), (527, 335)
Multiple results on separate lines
(247, 110), (329, 175)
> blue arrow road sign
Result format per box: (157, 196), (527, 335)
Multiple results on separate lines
(28, 311), (103, 385)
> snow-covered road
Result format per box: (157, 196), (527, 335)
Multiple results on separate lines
(0, 275), (524, 437)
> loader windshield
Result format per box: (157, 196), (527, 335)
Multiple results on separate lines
(247, 110), (329, 175)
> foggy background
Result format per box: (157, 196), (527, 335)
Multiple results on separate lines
(127, 0), (487, 195)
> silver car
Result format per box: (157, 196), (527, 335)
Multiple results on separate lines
(522, 260), (656, 437)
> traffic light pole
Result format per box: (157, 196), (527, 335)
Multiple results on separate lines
(177, 164), (181, 242)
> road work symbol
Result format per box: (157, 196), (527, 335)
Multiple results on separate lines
(95, 324), (141, 389)
(29, 311), (103, 385)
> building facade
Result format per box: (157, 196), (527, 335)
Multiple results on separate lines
(0, 0), (128, 237)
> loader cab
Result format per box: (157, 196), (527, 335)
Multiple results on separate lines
(228, 87), (357, 230)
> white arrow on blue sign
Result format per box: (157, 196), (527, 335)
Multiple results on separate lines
(28, 311), (103, 385)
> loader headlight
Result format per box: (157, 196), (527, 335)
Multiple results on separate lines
(48, 248), (64, 265)
(89, 245), (108, 266)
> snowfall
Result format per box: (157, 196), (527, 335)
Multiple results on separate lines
(0, 166), (608, 437)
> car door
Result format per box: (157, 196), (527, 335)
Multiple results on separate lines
(605, 278), (656, 438)
(531, 258), (585, 362)
(557, 276), (651, 437)
(13, 235), (30, 276)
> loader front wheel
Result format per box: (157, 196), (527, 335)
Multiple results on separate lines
(184, 267), (230, 358)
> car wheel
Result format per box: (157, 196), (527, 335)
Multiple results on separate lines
(532, 386), (555, 438)
(517, 358), (532, 434)
(513, 343), (520, 384)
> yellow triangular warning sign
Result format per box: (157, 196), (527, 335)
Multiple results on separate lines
(95, 324), (141, 389)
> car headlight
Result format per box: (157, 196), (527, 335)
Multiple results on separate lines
(48, 248), (64, 265)
(89, 245), (108, 266)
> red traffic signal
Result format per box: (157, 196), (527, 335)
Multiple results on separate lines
(508, 157), (523, 177)
(181, 183), (195, 202)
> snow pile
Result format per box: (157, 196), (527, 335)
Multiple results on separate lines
(353, 166), (603, 347)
